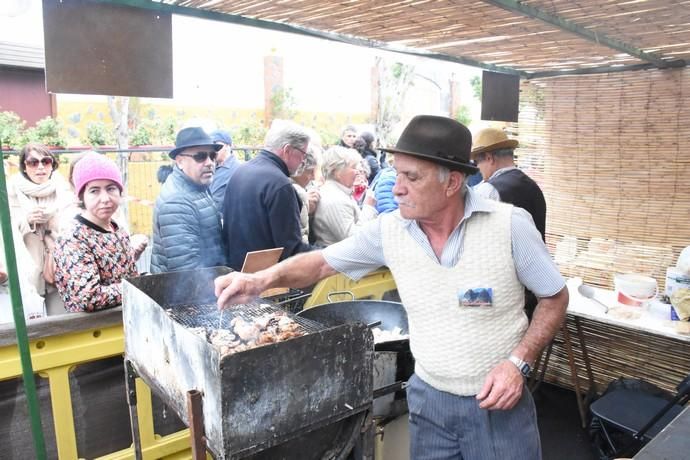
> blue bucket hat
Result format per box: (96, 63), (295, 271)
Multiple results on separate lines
(169, 127), (222, 159)
(210, 129), (233, 146)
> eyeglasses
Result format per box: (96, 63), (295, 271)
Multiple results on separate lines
(25, 157), (54, 168)
(178, 151), (218, 163)
(291, 145), (308, 158)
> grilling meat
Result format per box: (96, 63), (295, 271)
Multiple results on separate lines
(213, 311), (305, 356)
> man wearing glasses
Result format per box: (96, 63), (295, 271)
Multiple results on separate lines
(222, 121), (314, 271)
(150, 127), (227, 273)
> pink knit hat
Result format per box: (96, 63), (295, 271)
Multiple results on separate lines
(73, 152), (124, 195)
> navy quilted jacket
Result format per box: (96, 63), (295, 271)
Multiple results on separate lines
(150, 166), (226, 273)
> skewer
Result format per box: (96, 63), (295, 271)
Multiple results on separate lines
(218, 310), (223, 330)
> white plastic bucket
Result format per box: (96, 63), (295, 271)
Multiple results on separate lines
(666, 267), (690, 298)
(614, 273), (657, 307)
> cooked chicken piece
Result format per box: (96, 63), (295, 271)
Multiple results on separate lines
(232, 318), (261, 342)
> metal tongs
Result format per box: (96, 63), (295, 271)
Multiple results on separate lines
(578, 284), (609, 314)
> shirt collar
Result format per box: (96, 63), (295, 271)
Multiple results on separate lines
(488, 166), (518, 180)
(396, 185), (496, 229)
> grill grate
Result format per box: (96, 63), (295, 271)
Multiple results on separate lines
(164, 300), (325, 334)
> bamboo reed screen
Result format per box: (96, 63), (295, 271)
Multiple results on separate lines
(515, 68), (690, 292)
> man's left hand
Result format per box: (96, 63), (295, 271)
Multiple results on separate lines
(475, 360), (524, 410)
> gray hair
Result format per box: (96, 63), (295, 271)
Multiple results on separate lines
(293, 144), (322, 177)
(264, 120), (310, 153)
(437, 164), (470, 196)
(322, 146), (361, 180)
(491, 148), (515, 159)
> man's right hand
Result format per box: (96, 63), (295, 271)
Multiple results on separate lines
(214, 272), (265, 309)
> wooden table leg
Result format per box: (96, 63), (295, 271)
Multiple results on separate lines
(561, 323), (589, 428)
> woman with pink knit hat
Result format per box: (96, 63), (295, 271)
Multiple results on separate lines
(53, 152), (139, 312)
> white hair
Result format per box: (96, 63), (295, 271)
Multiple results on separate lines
(293, 144), (323, 177)
(264, 120), (310, 153)
(322, 146), (361, 180)
(437, 164), (469, 196)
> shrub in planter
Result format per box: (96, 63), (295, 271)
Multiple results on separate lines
(32, 116), (67, 148)
(0, 111), (27, 149)
(84, 122), (114, 146)
(130, 124), (153, 147)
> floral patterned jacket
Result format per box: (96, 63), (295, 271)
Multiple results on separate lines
(53, 215), (138, 312)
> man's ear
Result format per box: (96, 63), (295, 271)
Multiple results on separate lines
(446, 171), (464, 196)
(174, 155), (184, 171)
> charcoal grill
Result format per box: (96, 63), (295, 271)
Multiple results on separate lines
(123, 267), (374, 459)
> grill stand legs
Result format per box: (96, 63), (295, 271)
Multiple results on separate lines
(125, 359), (143, 460)
(187, 389), (207, 459)
(126, 360), (208, 459)
(349, 409), (375, 460)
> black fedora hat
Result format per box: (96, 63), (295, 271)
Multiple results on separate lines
(169, 127), (222, 159)
(381, 115), (478, 174)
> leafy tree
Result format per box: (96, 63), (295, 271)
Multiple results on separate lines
(375, 57), (415, 147)
(455, 105), (472, 127)
(0, 111), (26, 149)
(470, 75), (482, 101)
(270, 87), (297, 121)
(232, 120), (267, 148)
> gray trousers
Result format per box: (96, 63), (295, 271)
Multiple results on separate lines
(407, 374), (541, 460)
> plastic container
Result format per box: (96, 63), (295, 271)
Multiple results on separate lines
(666, 267), (690, 298)
(614, 273), (657, 307)
(647, 299), (671, 321)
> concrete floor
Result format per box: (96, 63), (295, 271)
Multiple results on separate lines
(535, 384), (599, 460)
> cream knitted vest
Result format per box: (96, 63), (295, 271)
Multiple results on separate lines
(381, 201), (527, 396)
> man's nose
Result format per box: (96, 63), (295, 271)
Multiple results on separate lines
(392, 180), (403, 196)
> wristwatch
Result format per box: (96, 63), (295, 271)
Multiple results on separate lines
(508, 355), (532, 378)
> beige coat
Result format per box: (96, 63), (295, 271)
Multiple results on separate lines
(7, 172), (72, 300)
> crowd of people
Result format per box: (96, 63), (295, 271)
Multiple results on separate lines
(1, 114), (565, 459)
(1, 119), (550, 321)
(0, 120), (390, 317)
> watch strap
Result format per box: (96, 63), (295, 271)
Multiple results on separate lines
(508, 355), (531, 377)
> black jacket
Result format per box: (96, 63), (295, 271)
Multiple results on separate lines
(222, 150), (312, 270)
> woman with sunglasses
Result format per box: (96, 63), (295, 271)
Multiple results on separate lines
(52, 152), (138, 312)
(7, 143), (72, 316)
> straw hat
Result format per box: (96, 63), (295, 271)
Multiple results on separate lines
(471, 128), (519, 158)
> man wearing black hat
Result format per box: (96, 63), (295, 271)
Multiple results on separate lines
(214, 115), (568, 459)
(150, 127), (226, 273)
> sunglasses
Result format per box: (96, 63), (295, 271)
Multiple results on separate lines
(25, 157), (54, 168)
(178, 151), (218, 163)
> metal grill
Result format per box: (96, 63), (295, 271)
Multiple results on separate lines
(164, 301), (325, 333)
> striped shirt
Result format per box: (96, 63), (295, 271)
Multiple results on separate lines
(323, 186), (564, 298)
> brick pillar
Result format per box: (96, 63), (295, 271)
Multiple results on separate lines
(263, 55), (284, 127)
(449, 76), (461, 119)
